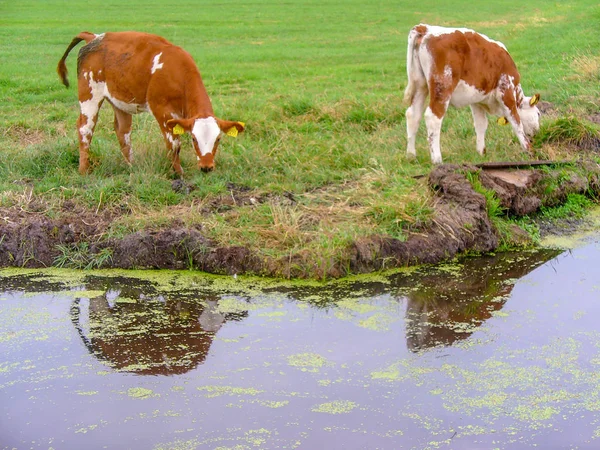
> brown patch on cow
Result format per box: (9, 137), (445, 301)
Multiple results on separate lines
(426, 31), (520, 96)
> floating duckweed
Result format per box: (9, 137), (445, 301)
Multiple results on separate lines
(153, 438), (200, 450)
(64, 290), (106, 299)
(512, 405), (559, 421)
(257, 311), (287, 318)
(359, 313), (396, 331)
(76, 390), (98, 396)
(75, 424), (98, 433)
(287, 353), (329, 372)
(127, 387), (154, 399)
(217, 297), (252, 314)
(115, 297), (137, 304)
(197, 385), (263, 397)
(259, 400), (289, 408)
(312, 400), (357, 414)
(336, 298), (378, 315)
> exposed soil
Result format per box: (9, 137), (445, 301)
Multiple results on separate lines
(1, 161), (600, 278)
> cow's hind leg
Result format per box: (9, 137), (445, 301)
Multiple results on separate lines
(112, 106), (134, 165)
(470, 104), (488, 156)
(405, 83), (428, 159)
(77, 99), (103, 175)
(424, 103), (447, 165)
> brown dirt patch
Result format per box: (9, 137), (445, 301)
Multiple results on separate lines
(1, 162), (599, 278)
(2, 125), (48, 148)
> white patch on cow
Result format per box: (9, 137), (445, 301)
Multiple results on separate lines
(191, 117), (221, 156)
(94, 33), (105, 41)
(79, 72), (105, 144)
(165, 132), (179, 148)
(470, 104), (488, 155)
(106, 88), (149, 115)
(124, 132), (131, 148)
(450, 80), (487, 108)
(424, 107), (444, 164)
(519, 96), (541, 138)
(151, 53), (164, 74)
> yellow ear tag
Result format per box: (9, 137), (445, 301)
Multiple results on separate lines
(530, 94), (540, 107)
(173, 124), (185, 135)
(226, 127), (238, 137)
(497, 117), (509, 126)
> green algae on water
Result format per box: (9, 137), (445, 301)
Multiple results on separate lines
(127, 387), (155, 399)
(197, 385), (264, 397)
(287, 352), (329, 372)
(311, 400), (357, 414)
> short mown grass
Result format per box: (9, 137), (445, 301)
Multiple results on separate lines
(1, 0), (600, 276)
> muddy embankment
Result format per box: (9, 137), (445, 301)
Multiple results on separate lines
(1, 161), (599, 278)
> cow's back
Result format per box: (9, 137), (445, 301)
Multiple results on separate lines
(77, 32), (198, 108)
(418, 26), (520, 95)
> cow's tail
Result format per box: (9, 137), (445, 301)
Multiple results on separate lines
(57, 31), (97, 88)
(403, 25), (427, 105)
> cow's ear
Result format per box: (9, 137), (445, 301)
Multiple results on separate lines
(497, 117), (509, 126)
(216, 119), (245, 138)
(529, 94), (540, 107)
(166, 118), (194, 135)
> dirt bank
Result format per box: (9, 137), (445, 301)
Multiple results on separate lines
(1, 161), (599, 278)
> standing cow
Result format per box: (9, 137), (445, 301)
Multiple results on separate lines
(57, 31), (245, 175)
(404, 24), (541, 164)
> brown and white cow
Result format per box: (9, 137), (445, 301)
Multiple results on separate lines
(404, 24), (540, 164)
(57, 31), (245, 175)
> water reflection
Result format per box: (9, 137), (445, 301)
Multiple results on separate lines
(274, 249), (561, 352)
(398, 250), (560, 351)
(70, 277), (247, 375)
(0, 249), (561, 378)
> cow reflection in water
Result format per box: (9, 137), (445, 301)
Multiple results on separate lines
(400, 251), (558, 352)
(71, 278), (246, 375)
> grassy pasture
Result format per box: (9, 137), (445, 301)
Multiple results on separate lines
(1, 0), (599, 276)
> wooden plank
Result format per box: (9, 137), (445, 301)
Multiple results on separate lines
(474, 160), (574, 170)
(413, 160), (575, 179)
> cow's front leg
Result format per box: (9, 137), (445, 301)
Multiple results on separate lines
(470, 104), (488, 156)
(160, 127), (183, 177)
(112, 106), (134, 165)
(502, 88), (531, 151)
(424, 106), (445, 164)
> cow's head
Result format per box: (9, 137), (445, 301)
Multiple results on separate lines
(166, 117), (245, 172)
(519, 93), (541, 139)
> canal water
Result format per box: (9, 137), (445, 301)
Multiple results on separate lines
(1, 239), (600, 449)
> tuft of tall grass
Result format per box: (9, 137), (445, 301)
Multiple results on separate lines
(534, 117), (600, 150)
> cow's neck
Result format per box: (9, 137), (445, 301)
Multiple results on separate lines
(184, 78), (215, 119)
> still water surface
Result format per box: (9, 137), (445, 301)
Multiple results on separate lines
(1, 239), (600, 449)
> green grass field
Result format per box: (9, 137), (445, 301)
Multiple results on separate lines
(1, 0), (599, 276)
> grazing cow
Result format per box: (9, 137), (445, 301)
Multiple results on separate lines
(57, 31), (245, 175)
(404, 24), (540, 164)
